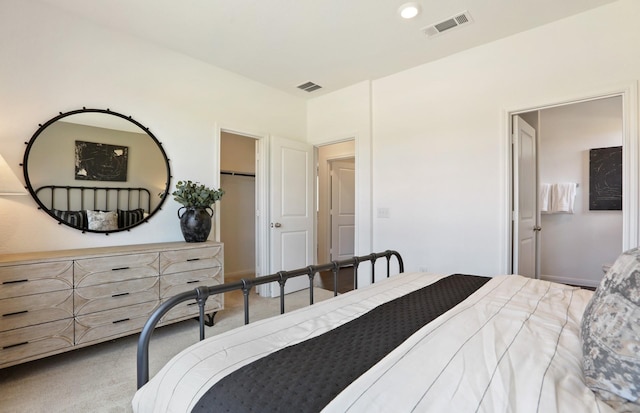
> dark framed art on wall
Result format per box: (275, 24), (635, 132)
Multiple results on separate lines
(589, 146), (622, 211)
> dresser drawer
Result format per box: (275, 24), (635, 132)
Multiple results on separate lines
(0, 290), (74, 332)
(75, 277), (160, 316)
(159, 296), (223, 325)
(0, 261), (73, 299)
(74, 252), (160, 288)
(75, 300), (159, 345)
(159, 267), (223, 299)
(160, 245), (222, 275)
(0, 319), (74, 367)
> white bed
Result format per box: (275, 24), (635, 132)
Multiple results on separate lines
(132, 272), (615, 413)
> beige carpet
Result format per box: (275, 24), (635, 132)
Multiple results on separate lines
(0, 287), (335, 413)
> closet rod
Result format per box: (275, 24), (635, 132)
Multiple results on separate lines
(221, 171), (256, 177)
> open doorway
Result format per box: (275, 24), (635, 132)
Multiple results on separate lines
(316, 140), (355, 293)
(218, 133), (358, 294)
(219, 132), (257, 283)
(218, 132), (314, 298)
(511, 95), (626, 288)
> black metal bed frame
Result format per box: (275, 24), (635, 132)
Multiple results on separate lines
(35, 185), (151, 213)
(136, 250), (404, 389)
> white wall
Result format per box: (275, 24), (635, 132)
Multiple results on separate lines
(0, 0), (305, 254)
(539, 97), (623, 286)
(3, 0), (639, 283)
(308, 0), (640, 277)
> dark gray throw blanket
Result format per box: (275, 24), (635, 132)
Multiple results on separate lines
(192, 274), (490, 413)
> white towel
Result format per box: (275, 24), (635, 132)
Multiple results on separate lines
(539, 183), (551, 213)
(551, 183), (577, 213)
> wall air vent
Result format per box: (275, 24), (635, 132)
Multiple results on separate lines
(422, 11), (473, 38)
(297, 81), (322, 92)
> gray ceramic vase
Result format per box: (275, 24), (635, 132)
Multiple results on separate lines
(178, 206), (213, 242)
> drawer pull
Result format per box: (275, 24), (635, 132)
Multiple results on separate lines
(111, 266), (130, 271)
(111, 292), (130, 298)
(186, 280), (200, 284)
(112, 318), (130, 324)
(3, 310), (28, 317)
(2, 279), (28, 285)
(3, 341), (28, 350)
(186, 258), (200, 262)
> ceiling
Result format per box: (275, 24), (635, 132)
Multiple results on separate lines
(38, 0), (618, 98)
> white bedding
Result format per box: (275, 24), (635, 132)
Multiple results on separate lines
(132, 273), (614, 413)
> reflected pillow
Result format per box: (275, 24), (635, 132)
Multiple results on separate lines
(51, 209), (87, 229)
(86, 210), (118, 231)
(581, 247), (640, 411)
(118, 208), (145, 228)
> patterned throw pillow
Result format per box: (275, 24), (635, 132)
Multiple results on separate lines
(581, 247), (640, 411)
(118, 208), (145, 228)
(51, 209), (87, 229)
(86, 210), (118, 231)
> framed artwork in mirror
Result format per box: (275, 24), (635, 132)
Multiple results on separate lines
(75, 140), (129, 181)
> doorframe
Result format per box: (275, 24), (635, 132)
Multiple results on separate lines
(512, 115), (538, 278)
(214, 124), (270, 296)
(316, 139), (356, 264)
(504, 81), (639, 274)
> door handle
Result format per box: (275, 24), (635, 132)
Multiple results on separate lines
(533, 226), (542, 232)
(271, 222), (282, 228)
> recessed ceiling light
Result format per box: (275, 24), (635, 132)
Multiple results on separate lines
(398, 2), (420, 19)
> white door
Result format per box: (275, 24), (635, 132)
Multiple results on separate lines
(330, 159), (355, 261)
(269, 136), (314, 296)
(513, 115), (538, 278)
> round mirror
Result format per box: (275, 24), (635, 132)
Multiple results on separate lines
(23, 108), (171, 234)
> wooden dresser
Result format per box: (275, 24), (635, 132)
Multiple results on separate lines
(0, 241), (223, 368)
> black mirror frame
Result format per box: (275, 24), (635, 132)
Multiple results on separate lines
(22, 107), (172, 234)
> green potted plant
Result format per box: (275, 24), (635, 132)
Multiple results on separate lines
(172, 180), (224, 242)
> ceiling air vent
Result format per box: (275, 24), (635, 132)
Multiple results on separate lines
(297, 81), (322, 92)
(422, 11), (473, 38)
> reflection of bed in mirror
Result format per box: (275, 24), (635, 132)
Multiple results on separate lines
(22, 108), (171, 233)
(35, 184), (151, 231)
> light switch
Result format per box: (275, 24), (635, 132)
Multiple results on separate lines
(377, 207), (390, 218)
